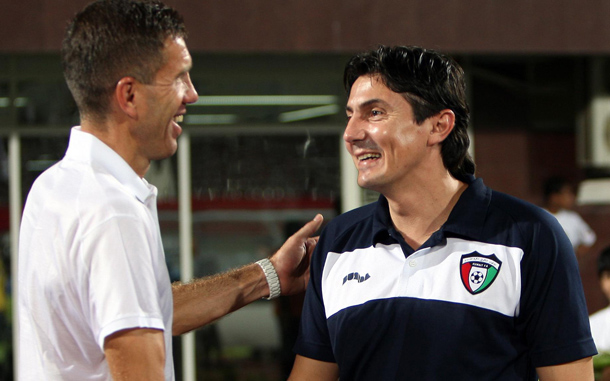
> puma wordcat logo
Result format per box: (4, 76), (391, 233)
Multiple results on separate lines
(342, 272), (370, 285)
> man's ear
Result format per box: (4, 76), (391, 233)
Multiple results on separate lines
(428, 109), (455, 146)
(114, 77), (138, 119)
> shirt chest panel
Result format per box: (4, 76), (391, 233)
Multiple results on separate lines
(321, 237), (524, 319)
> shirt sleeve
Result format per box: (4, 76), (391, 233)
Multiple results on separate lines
(518, 215), (597, 367)
(574, 213), (596, 247)
(294, 229), (337, 362)
(590, 308), (610, 353)
(79, 214), (166, 350)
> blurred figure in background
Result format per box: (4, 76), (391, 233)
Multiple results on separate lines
(591, 247), (610, 380)
(543, 176), (596, 259)
(591, 246), (610, 353)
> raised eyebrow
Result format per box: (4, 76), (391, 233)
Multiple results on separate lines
(178, 63), (193, 78)
(361, 98), (387, 108)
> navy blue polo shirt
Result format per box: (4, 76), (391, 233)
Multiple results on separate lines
(295, 175), (596, 380)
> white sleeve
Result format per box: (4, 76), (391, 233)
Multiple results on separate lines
(574, 213), (596, 247)
(590, 308), (610, 353)
(79, 214), (166, 350)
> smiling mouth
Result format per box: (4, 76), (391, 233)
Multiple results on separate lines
(358, 153), (381, 161)
(173, 115), (184, 123)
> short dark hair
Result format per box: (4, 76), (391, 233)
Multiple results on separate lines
(598, 246), (610, 277)
(543, 176), (571, 200)
(61, 0), (187, 122)
(343, 45), (474, 180)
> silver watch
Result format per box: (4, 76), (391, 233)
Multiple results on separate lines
(256, 258), (281, 300)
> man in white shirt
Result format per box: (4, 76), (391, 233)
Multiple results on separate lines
(543, 176), (596, 258)
(18, 1), (323, 380)
(590, 247), (610, 353)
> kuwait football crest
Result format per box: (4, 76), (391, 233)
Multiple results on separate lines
(460, 252), (502, 295)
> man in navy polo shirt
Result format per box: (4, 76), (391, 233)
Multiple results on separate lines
(289, 46), (597, 380)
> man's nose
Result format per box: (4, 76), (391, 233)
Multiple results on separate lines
(343, 116), (366, 143)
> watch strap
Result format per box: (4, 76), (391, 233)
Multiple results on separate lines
(256, 258), (281, 300)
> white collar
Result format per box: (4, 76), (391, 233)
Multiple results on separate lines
(64, 126), (155, 204)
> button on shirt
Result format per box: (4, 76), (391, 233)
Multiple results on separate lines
(18, 127), (174, 380)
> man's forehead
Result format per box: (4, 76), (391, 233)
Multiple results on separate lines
(353, 74), (386, 88)
(346, 75), (403, 109)
(167, 36), (191, 58)
(160, 36), (192, 70)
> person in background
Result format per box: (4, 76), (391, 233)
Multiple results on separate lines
(289, 45), (596, 380)
(17, 1), (323, 380)
(591, 246), (610, 353)
(591, 247), (610, 381)
(543, 176), (596, 258)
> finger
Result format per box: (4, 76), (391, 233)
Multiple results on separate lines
(305, 237), (320, 254)
(291, 214), (323, 240)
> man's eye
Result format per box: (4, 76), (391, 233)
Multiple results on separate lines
(371, 110), (382, 116)
(176, 73), (190, 87)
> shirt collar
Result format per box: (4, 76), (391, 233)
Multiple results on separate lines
(372, 195), (393, 243)
(442, 175), (491, 238)
(371, 174), (491, 244)
(64, 126), (155, 204)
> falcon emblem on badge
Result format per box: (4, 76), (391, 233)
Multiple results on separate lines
(460, 252), (502, 295)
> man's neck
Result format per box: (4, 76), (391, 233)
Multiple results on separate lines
(546, 205), (562, 214)
(80, 119), (149, 178)
(385, 172), (468, 250)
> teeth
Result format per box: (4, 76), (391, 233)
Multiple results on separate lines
(359, 153), (381, 161)
(174, 115), (184, 123)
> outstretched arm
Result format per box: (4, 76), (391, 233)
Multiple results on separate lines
(536, 357), (594, 381)
(289, 355), (339, 381)
(171, 214), (323, 335)
(104, 328), (166, 381)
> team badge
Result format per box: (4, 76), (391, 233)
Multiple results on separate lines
(460, 252), (502, 295)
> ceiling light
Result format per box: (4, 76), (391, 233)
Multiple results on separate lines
(184, 114), (239, 125)
(190, 95), (338, 106)
(279, 104), (340, 123)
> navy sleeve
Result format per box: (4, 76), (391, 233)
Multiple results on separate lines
(518, 212), (597, 367)
(293, 227), (336, 363)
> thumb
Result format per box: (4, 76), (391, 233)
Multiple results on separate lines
(293, 214), (323, 240)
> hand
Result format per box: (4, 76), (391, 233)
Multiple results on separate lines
(269, 214), (323, 296)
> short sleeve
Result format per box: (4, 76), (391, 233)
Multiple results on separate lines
(79, 214), (166, 350)
(575, 214), (596, 247)
(518, 217), (597, 366)
(590, 308), (610, 353)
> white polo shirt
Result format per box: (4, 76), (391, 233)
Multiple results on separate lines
(18, 127), (174, 380)
(549, 209), (596, 250)
(590, 306), (610, 353)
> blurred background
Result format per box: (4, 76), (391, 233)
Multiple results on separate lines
(3, 0), (610, 379)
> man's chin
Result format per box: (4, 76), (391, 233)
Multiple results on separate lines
(151, 143), (178, 161)
(171, 119), (183, 137)
(358, 179), (381, 193)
